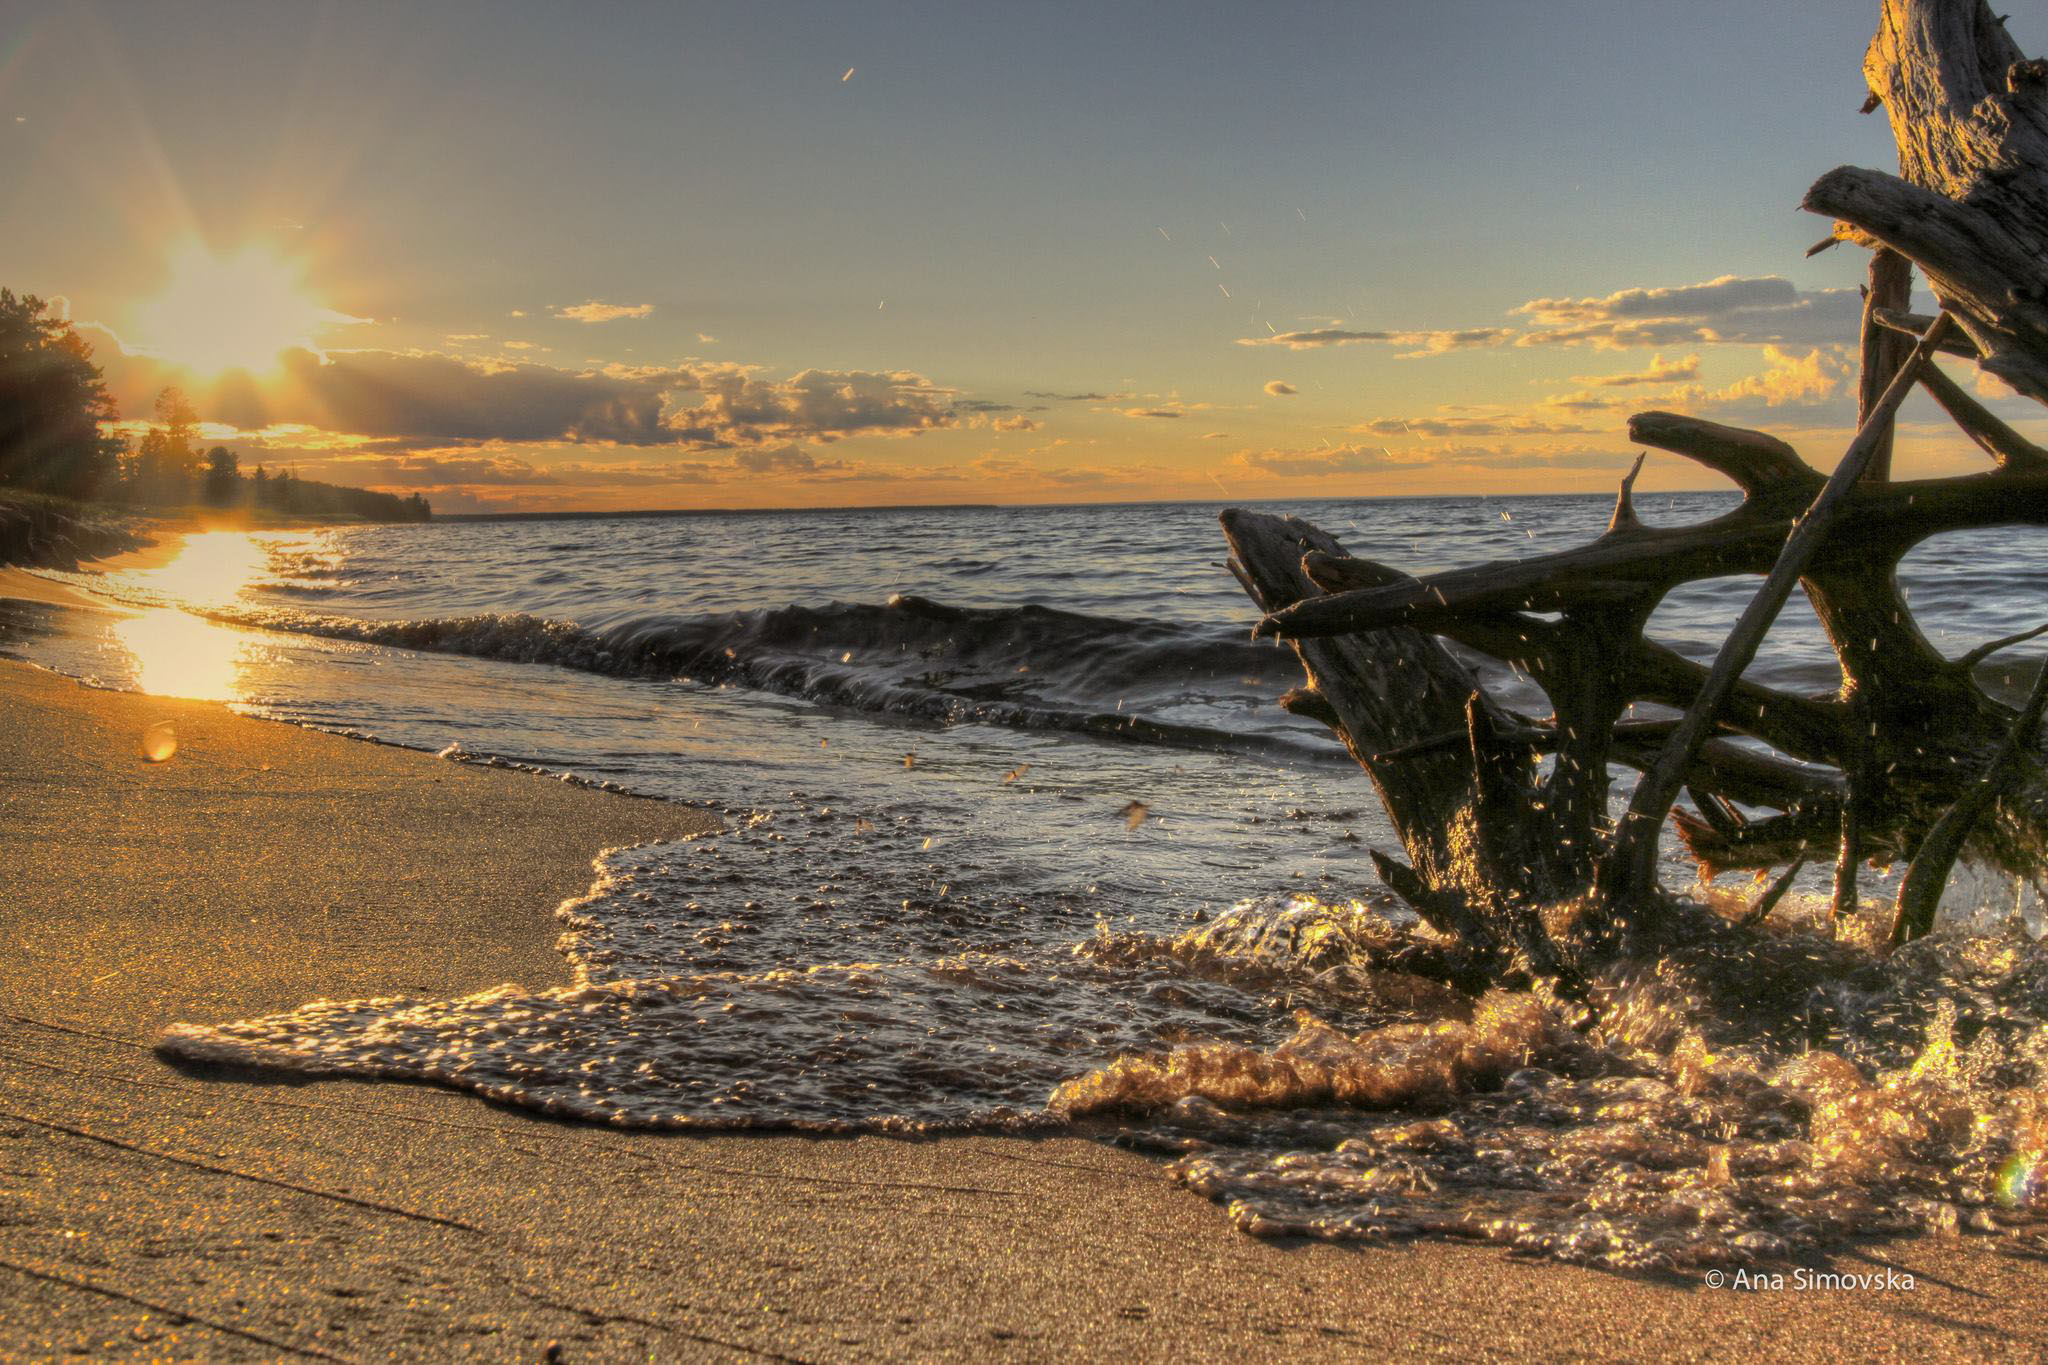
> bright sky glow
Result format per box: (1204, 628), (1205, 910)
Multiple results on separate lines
(129, 241), (358, 375)
(3, 1), (2044, 512)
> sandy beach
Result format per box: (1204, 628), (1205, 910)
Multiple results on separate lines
(0, 591), (2043, 1359)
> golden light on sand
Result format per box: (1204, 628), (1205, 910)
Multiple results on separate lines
(130, 241), (356, 375)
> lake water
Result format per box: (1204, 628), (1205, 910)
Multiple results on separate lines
(6, 492), (2046, 1269)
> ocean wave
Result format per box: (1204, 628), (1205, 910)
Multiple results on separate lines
(223, 594), (1334, 760)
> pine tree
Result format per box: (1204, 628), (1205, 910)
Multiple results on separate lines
(0, 289), (125, 499)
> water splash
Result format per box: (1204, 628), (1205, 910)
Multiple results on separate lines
(159, 825), (2048, 1271)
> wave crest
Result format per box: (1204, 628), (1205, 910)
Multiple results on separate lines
(234, 594), (1328, 758)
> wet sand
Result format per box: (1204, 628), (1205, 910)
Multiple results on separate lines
(2, 655), (2045, 1360)
(0, 567), (110, 612)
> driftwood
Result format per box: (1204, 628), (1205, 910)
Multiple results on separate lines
(1223, 0), (2048, 955)
(1807, 2), (2048, 402)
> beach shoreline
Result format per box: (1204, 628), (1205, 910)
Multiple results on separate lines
(2, 596), (2044, 1357)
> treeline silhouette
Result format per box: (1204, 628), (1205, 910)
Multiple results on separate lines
(1, 288), (428, 523)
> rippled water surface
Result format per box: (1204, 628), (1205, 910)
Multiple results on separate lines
(8, 493), (2048, 1270)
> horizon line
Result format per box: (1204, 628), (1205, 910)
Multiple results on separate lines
(436, 487), (1740, 522)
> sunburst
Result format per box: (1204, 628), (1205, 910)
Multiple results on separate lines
(130, 241), (361, 375)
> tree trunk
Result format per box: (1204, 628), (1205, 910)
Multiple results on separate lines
(1807, 1), (2048, 401)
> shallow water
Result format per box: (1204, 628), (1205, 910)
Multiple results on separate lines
(8, 493), (2048, 1270)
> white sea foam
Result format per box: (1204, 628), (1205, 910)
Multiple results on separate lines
(159, 818), (2048, 1270)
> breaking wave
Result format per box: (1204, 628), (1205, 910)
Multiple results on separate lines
(219, 594), (1331, 759)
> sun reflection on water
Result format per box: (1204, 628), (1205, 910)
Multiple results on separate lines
(108, 530), (274, 701)
(124, 530), (273, 611)
(111, 609), (266, 701)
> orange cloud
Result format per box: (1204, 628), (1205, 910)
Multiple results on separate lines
(554, 300), (655, 323)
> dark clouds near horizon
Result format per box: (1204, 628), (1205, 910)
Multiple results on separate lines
(92, 338), (963, 451)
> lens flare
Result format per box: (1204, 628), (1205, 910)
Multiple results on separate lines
(1995, 1152), (2044, 1209)
(140, 721), (178, 763)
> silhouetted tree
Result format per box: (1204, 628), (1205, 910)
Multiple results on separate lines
(131, 387), (201, 503)
(201, 445), (240, 505)
(0, 288), (125, 498)
(255, 463), (427, 522)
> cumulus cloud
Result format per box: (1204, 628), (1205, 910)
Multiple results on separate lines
(1121, 407), (1184, 419)
(95, 344), (960, 452)
(1225, 276), (1880, 363)
(1264, 380), (1298, 396)
(1541, 390), (1639, 413)
(1237, 326), (1514, 357)
(1686, 345), (1853, 409)
(731, 443), (830, 474)
(230, 349), (685, 445)
(1569, 353), (1701, 386)
(674, 366), (957, 445)
(949, 400), (1043, 432)
(1350, 414), (1594, 438)
(1520, 276), (1797, 323)
(554, 300), (656, 323)
(1512, 276), (1864, 350)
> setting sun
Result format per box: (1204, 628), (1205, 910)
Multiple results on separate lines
(129, 241), (358, 376)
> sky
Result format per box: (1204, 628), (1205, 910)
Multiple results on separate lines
(4, 0), (2043, 512)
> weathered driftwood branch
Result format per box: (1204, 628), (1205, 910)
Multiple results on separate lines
(1268, 473), (2048, 642)
(1221, 509), (1574, 979)
(1872, 306), (1982, 357)
(1917, 360), (2048, 471)
(1601, 315), (1958, 909)
(1217, 0), (2048, 959)
(1742, 859), (1808, 929)
(1839, 250), (1917, 914)
(1956, 620), (2048, 671)
(1894, 650), (2048, 940)
(1858, 248), (1917, 482)
(1806, 0), (2048, 401)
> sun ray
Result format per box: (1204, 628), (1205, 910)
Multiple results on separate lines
(129, 240), (363, 377)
